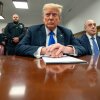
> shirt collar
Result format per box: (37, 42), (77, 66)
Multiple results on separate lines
(86, 33), (96, 39)
(45, 26), (57, 36)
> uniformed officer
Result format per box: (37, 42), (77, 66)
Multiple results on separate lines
(4, 14), (25, 55)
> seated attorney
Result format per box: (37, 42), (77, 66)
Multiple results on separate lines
(15, 3), (86, 58)
(77, 19), (100, 55)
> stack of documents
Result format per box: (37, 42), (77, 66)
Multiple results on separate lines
(42, 56), (88, 64)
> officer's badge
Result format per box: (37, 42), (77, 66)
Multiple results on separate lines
(19, 25), (23, 28)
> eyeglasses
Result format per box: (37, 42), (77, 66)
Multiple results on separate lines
(44, 13), (58, 17)
(88, 23), (96, 27)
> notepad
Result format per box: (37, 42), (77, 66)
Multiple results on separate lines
(42, 56), (88, 64)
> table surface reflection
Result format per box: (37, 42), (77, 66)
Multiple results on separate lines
(0, 55), (100, 100)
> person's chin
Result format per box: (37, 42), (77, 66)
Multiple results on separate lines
(92, 33), (96, 35)
(90, 31), (96, 35)
(48, 25), (55, 28)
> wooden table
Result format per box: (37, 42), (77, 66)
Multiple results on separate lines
(0, 55), (100, 100)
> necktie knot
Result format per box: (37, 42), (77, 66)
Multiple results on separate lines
(49, 31), (55, 35)
(91, 36), (95, 40)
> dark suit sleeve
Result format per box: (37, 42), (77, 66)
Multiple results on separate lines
(16, 24), (46, 57)
(61, 28), (87, 56)
(15, 29), (39, 57)
(74, 37), (87, 56)
(76, 35), (93, 55)
(66, 30), (87, 56)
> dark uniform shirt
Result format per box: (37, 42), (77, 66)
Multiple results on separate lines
(4, 22), (25, 55)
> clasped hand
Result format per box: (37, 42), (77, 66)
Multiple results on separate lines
(12, 37), (19, 43)
(41, 43), (74, 58)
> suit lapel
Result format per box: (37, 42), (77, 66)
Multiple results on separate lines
(83, 34), (92, 54)
(57, 28), (64, 45)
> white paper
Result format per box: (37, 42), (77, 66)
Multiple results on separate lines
(42, 56), (88, 64)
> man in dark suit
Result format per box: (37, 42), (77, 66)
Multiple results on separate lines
(16, 3), (86, 58)
(77, 19), (100, 55)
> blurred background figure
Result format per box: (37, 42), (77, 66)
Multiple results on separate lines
(4, 14), (25, 55)
(0, 28), (5, 55)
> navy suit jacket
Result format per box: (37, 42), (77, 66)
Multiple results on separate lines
(77, 33), (100, 55)
(15, 24), (86, 57)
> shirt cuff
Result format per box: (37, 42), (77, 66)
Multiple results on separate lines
(34, 47), (43, 58)
(67, 45), (77, 56)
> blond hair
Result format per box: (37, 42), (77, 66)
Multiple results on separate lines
(43, 3), (63, 15)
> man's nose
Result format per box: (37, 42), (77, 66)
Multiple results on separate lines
(49, 14), (53, 19)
